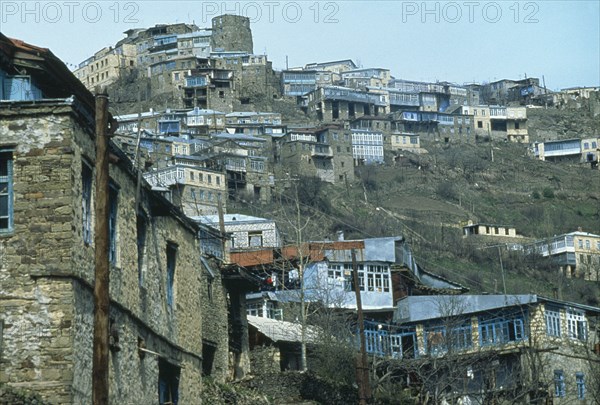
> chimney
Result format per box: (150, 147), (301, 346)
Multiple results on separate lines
(337, 230), (344, 241)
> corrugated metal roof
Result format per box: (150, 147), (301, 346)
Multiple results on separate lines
(247, 316), (319, 343)
(395, 295), (538, 324)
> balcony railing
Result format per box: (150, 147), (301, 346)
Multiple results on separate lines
(143, 167), (185, 187)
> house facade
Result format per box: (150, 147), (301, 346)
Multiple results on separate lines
(0, 34), (230, 403)
(462, 221), (519, 238)
(528, 231), (600, 281)
(377, 294), (600, 404)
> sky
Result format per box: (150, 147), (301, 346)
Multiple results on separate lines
(1, 0), (599, 90)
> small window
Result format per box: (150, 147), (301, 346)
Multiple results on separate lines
(0, 149), (14, 233)
(248, 231), (263, 247)
(166, 242), (177, 308)
(81, 161), (93, 243)
(159, 358), (180, 405)
(576, 372), (585, 399)
(554, 370), (565, 397)
(136, 213), (148, 287)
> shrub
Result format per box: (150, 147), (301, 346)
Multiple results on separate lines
(542, 187), (555, 198)
(436, 181), (457, 201)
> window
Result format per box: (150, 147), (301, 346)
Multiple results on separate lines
(424, 322), (472, 356)
(166, 242), (177, 308)
(0, 149), (14, 233)
(479, 312), (526, 346)
(566, 309), (586, 341)
(108, 183), (119, 265)
(137, 213), (148, 287)
(81, 162), (94, 244)
(159, 358), (180, 405)
(554, 370), (565, 397)
(578, 239), (584, 249)
(248, 231), (263, 247)
(576, 372), (585, 399)
(545, 306), (561, 337)
(585, 240), (590, 249)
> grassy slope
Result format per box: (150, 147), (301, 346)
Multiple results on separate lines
(235, 139), (600, 305)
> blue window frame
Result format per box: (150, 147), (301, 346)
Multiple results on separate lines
(554, 370), (565, 397)
(108, 183), (119, 265)
(363, 321), (417, 359)
(0, 149), (14, 233)
(424, 322), (472, 356)
(576, 372), (585, 399)
(479, 312), (526, 346)
(166, 242), (177, 308)
(82, 162), (93, 244)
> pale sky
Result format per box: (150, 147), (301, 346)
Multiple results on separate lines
(2, 1), (599, 90)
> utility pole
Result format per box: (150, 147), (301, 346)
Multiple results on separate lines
(352, 249), (371, 404)
(93, 87), (110, 405)
(498, 245), (507, 295)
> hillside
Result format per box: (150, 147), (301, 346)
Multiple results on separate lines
(231, 139), (600, 306)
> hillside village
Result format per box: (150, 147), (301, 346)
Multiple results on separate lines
(1, 13), (600, 405)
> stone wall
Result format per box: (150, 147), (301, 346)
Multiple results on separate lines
(211, 15), (253, 54)
(0, 102), (217, 403)
(200, 257), (230, 382)
(0, 109), (79, 404)
(242, 371), (358, 405)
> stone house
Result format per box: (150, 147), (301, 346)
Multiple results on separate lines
(527, 231), (600, 281)
(254, 236), (466, 324)
(0, 34), (229, 403)
(462, 221), (519, 238)
(143, 164), (228, 216)
(383, 294), (600, 404)
(279, 126), (354, 184)
(202, 133), (274, 202)
(389, 132), (421, 154)
(306, 85), (389, 122)
(73, 43), (137, 90)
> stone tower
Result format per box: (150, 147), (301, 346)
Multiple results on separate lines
(211, 14), (253, 54)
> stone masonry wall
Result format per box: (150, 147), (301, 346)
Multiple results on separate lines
(200, 257), (229, 382)
(0, 109), (78, 404)
(1, 104), (209, 403)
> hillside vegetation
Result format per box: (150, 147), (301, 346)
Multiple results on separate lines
(232, 139), (600, 306)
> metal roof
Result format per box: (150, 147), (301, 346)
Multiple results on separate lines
(247, 316), (319, 343)
(395, 295), (538, 324)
